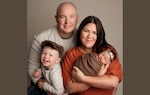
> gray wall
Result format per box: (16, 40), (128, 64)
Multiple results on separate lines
(27, 0), (123, 95)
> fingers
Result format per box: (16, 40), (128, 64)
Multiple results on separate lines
(71, 66), (77, 76)
(73, 66), (79, 72)
(101, 62), (110, 69)
(105, 62), (110, 69)
(101, 64), (105, 69)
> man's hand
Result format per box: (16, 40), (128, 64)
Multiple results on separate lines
(32, 70), (41, 78)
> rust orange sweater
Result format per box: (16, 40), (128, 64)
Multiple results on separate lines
(62, 46), (123, 95)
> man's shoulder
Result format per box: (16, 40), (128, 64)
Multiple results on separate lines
(34, 25), (58, 40)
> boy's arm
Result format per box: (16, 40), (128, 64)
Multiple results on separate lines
(42, 65), (64, 95)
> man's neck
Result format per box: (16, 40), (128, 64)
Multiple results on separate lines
(58, 30), (74, 39)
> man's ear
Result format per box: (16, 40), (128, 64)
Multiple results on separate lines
(55, 15), (58, 23)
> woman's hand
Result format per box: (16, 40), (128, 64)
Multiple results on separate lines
(97, 62), (110, 76)
(71, 66), (85, 82)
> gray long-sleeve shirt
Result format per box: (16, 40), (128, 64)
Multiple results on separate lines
(27, 25), (76, 84)
(41, 64), (64, 95)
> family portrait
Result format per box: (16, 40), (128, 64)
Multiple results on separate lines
(27, 0), (123, 95)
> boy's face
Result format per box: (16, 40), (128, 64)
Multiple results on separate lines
(97, 51), (111, 64)
(41, 47), (60, 68)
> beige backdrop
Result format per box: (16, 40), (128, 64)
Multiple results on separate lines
(27, 0), (123, 95)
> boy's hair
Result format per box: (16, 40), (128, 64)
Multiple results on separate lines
(41, 40), (64, 57)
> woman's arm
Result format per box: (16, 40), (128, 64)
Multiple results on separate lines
(62, 48), (90, 93)
(72, 66), (119, 89)
(72, 47), (123, 89)
(82, 74), (119, 89)
(65, 80), (90, 93)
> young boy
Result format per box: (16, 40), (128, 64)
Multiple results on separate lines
(74, 48), (116, 76)
(29, 40), (64, 95)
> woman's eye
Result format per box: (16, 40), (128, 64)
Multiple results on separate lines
(83, 29), (89, 32)
(93, 31), (97, 35)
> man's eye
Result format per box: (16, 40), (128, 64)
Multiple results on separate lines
(59, 16), (65, 19)
(70, 15), (75, 18)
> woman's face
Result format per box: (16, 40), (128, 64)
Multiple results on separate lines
(80, 23), (97, 49)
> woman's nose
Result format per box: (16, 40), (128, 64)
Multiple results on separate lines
(87, 32), (92, 38)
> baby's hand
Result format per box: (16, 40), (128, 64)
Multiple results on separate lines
(97, 62), (110, 76)
(32, 70), (41, 78)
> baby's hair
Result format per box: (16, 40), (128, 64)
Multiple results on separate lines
(101, 47), (116, 62)
(107, 49), (116, 62)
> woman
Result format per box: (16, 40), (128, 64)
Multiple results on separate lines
(62, 16), (122, 95)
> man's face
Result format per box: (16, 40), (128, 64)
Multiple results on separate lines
(55, 4), (78, 34)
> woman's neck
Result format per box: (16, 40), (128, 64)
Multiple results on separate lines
(79, 46), (92, 54)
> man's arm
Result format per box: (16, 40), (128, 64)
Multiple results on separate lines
(27, 38), (42, 84)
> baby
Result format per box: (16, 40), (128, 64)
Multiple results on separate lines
(74, 49), (116, 76)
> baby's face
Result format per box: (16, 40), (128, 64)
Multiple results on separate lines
(97, 51), (111, 64)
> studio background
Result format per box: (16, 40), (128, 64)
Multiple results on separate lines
(27, 0), (123, 95)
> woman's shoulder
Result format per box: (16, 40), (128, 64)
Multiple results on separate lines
(65, 47), (83, 58)
(66, 47), (80, 54)
(107, 45), (117, 52)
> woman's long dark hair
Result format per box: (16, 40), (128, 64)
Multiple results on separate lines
(76, 16), (110, 53)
